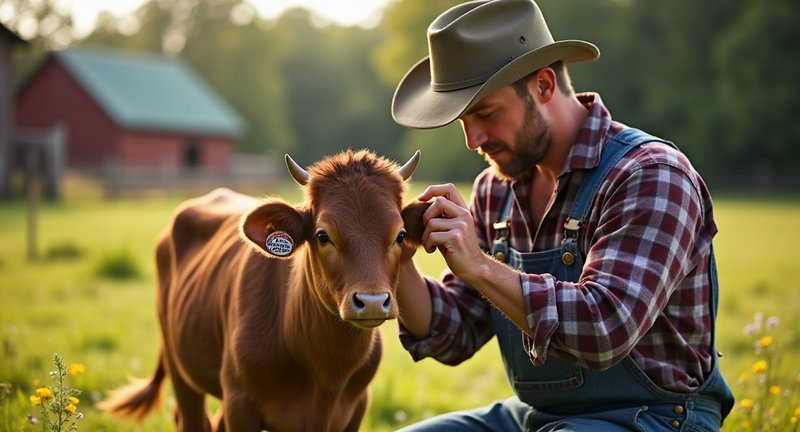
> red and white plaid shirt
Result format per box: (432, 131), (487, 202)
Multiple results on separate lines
(400, 93), (717, 393)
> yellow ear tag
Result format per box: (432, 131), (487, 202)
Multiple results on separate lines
(265, 231), (294, 256)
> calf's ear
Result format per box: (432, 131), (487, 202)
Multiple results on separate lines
(240, 200), (309, 258)
(401, 201), (431, 246)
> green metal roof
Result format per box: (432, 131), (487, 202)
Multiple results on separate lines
(55, 47), (243, 137)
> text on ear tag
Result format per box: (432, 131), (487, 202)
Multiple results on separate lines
(265, 231), (294, 256)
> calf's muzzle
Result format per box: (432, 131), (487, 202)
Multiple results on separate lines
(344, 292), (395, 328)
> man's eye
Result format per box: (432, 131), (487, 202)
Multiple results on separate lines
(316, 231), (331, 244)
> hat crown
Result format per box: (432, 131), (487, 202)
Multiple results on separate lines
(391, 0), (598, 129)
(428, 0), (554, 92)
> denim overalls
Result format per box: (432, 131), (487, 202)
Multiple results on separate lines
(487, 128), (734, 431)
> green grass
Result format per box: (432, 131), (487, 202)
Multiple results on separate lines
(1, 186), (798, 431)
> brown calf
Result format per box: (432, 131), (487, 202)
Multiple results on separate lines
(99, 150), (428, 431)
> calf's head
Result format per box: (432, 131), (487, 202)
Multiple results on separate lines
(240, 150), (428, 329)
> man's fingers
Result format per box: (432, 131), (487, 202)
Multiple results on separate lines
(418, 183), (471, 256)
(417, 183), (467, 208)
(423, 196), (469, 225)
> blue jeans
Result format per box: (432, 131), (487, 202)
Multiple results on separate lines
(397, 397), (722, 431)
(397, 398), (526, 432)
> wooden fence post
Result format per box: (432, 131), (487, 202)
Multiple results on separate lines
(25, 145), (39, 261)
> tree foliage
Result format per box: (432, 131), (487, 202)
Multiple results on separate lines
(713, 0), (800, 178)
(0, 0), (73, 49)
(3, 0), (798, 184)
(1, 0), (74, 80)
(274, 8), (404, 165)
(83, 0), (293, 155)
(372, 0), (461, 87)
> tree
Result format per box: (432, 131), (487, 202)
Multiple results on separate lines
(1, 0), (74, 82)
(0, 0), (73, 49)
(83, 0), (294, 155)
(179, 1), (293, 155)
(275, 8), (404, 165)
(372, 0), (461, 88)
(713, 0), (800, 179)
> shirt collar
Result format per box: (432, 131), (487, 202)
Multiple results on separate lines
(560, 92), (615, 176)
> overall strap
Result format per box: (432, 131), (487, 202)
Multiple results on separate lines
(492, 128), (673, 265)
(491, 189), (515, 263)
(561, 128), (673, 265)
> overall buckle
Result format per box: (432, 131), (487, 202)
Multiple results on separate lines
(561, 218), (582, 265)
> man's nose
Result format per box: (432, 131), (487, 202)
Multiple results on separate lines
(461, 120), (487, 150)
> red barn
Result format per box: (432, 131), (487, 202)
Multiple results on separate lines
(14, 47), (243, 172)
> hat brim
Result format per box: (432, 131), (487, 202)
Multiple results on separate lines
(392, 40), (599, 129)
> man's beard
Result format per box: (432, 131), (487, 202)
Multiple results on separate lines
(481, 95), (551, 181)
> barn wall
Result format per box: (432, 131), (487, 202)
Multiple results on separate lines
(117, 133), (181, 168)
(197, 137), (232, 170)
(117, 131), (232, 171)
(15, 60), (118, 167)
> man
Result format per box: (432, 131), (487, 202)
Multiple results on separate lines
(391, 0), (735, 431)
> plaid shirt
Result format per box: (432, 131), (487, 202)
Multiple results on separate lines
(400, 93), (717, 393)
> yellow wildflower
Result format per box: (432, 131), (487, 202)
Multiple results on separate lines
(737, 371), (749, 383)
(64, 403), (77, 413)
(752, 360), (768, 374)
(35, 388), (53, 399)
(739, 399), (754, 408)
(769, 385), (781, 395)
(69, 396), (80, 404)
(29, 395), (41, 405)
(790, 416), (797, 425)
(794, 407), (800, 416)
(68, 363), (86, 376)
(758, 335), (774, 348)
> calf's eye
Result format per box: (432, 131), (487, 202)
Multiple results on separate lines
(396, 231), (406, 244)
(316, 231), (331, 244)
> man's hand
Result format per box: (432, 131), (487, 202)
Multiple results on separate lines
(418, 183), (487, 282)
(408, 184), (531, 337)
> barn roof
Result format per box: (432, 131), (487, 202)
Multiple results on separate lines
(53, 47), (243, 137)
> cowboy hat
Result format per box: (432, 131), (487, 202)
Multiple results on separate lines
(392, 0), (599, 129)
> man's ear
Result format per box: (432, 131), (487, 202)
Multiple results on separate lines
(240, 200), (309, 258)
(401, 201), (431, 247)
(532, 66), (556, 103)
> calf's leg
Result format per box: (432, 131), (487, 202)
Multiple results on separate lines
(220, 356), (261, 431)
(167, 357), (212, 432)
(221, 390), (261, 431)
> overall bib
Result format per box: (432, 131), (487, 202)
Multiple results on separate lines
(488, 128), (734, 431)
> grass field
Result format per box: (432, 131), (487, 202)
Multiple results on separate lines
(1, 183), (799, 431)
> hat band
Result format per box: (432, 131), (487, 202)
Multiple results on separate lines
(430, 68), (498, 92)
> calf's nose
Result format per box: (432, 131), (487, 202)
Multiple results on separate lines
(352, 292), (391, 316)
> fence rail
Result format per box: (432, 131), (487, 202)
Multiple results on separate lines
(94, 154), (285, 198)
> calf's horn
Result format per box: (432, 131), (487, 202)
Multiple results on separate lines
(398, 150), (421, 181)
(285, 154), (310, 186)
